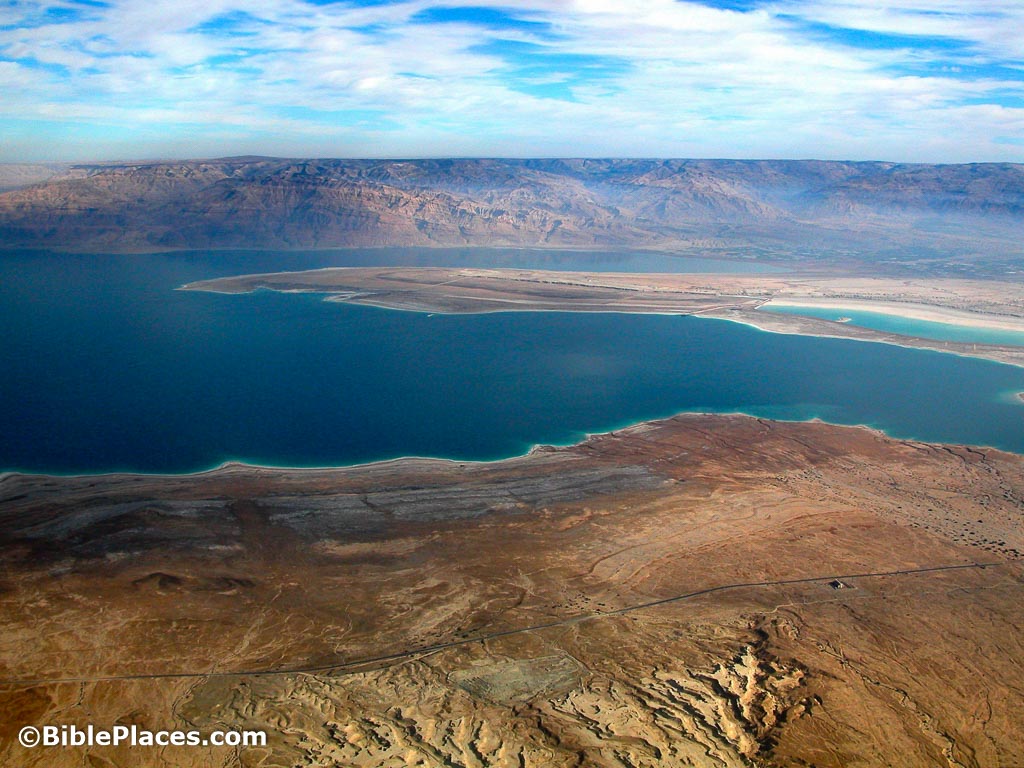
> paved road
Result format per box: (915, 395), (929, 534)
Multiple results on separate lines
(0, 560), (1000, 688)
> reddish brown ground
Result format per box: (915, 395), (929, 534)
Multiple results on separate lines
(1, 414), (1023, 767)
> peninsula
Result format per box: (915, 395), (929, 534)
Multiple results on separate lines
(183, 266), (1024, 367)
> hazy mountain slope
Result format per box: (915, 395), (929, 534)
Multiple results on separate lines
(0, 163), (70, 192)
(1, 158), (1022, 273)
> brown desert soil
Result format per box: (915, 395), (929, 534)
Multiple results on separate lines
(2, 414), (1024, 766)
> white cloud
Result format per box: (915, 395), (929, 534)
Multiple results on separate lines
(0, 0), (1021, 161)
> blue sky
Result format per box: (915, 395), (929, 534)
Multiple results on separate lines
(1, 0), (1022, 161)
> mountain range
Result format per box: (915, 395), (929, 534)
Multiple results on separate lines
(1, 157), (1022, 274)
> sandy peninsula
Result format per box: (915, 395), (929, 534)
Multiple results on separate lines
(182, 266), (1024, 367)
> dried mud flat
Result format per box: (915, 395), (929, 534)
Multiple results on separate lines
(2, 414), (1024, 767)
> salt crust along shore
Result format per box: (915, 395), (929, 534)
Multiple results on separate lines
(764, 297), (1024, 333)
(180, 267), (1024, 368)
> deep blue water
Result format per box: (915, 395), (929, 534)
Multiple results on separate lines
(762, 304), (1024, 347)
(2, 249), (1023, 474)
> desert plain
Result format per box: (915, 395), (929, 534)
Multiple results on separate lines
(3, 414), (1024, 767)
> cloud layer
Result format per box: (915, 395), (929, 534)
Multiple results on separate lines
(2, 0), (1022, 161)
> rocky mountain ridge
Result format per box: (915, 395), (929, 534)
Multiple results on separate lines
(1, 158), (1022, 272)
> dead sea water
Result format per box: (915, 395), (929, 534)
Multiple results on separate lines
(2, 249), (1024, 474)
(761, 304), (1024, 347)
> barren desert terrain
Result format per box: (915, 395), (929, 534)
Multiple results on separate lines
(3, 414), (1024, 767)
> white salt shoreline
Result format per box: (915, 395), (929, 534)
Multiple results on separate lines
(764, 298), (1024, 333)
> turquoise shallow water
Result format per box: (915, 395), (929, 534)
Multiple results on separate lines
(761, 304), (1024, 347)
(2, 249), (1024, 474)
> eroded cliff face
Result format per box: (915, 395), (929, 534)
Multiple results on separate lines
(2, 414), (1023, 767)
(2, 158), (1022, 273)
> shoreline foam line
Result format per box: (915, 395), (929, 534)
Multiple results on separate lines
(2, 411), (1022, 483)
(763, 298), (1024, 333)
(701, 312), (1024, 370)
